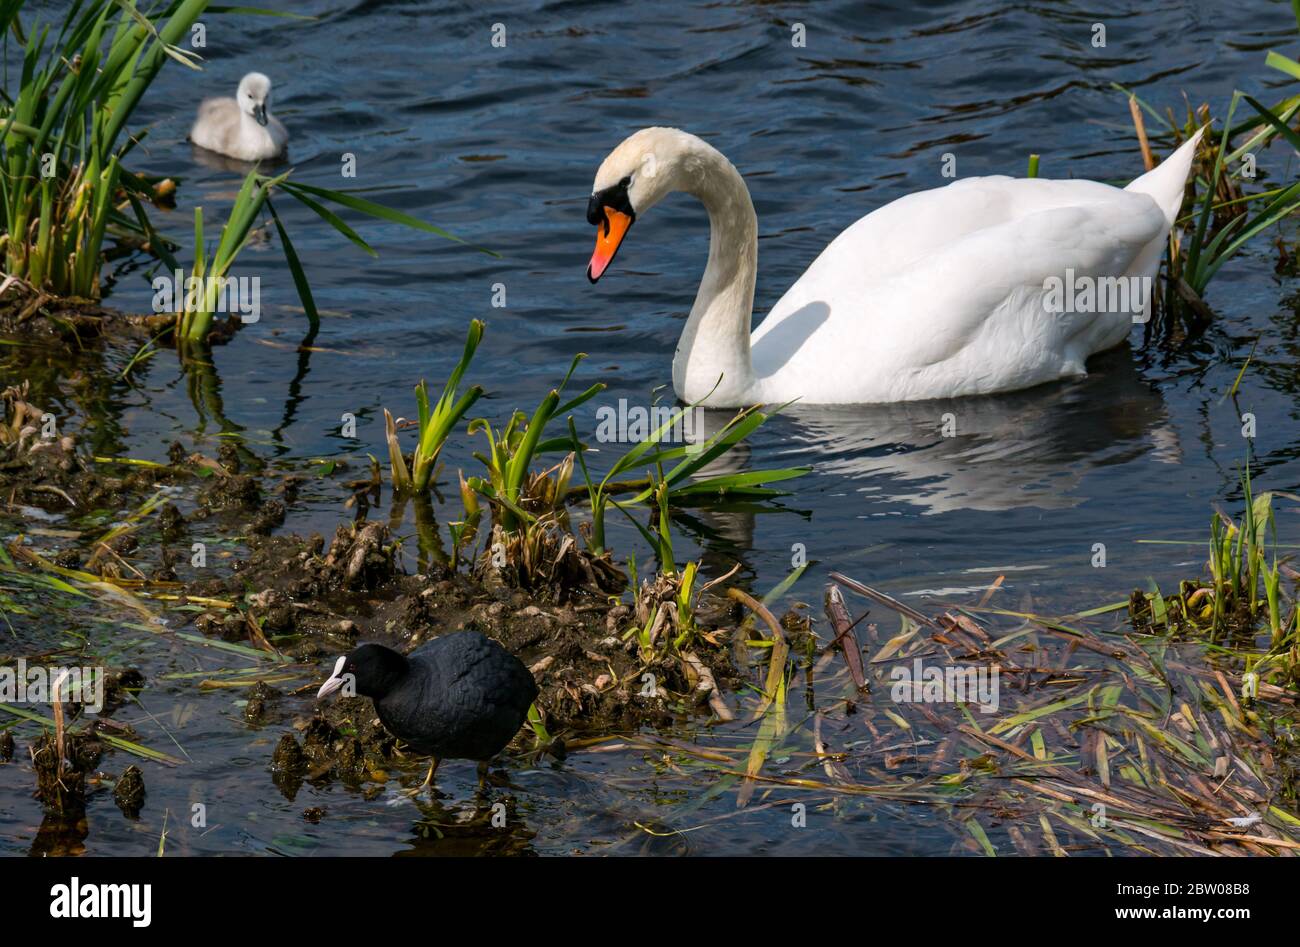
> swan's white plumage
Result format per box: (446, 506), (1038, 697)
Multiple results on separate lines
(750, 176), (1168, 403)
(589, 127), (1203, 406)
(190, 72), (287, 162)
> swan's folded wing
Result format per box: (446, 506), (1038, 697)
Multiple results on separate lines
(755, 176), (1150, 343)
(871, 192), (1166, 364)
(757, 190), (1169, 402)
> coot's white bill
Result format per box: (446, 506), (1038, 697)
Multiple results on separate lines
(316, 655), (349, 700)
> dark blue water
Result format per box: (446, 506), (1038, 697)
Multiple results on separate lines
(3, 0), (1299, 855)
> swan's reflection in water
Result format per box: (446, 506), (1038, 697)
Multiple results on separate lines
(672, 348), (1176, 567)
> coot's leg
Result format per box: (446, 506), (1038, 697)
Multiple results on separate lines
(476, 760), (489, 790)
(400, 756), (439, 797)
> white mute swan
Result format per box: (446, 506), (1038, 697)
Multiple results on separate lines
(585, 126), (1203, 406)
(190, 72), (288, 162)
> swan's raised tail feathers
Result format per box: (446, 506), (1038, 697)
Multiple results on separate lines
(1124, 126), (1205, 229)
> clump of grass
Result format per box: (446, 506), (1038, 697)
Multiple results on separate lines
(465, 353), (603, 532)
(1205, 466), (1298, 646)
(615, 468), (679, 575)
(613, 469), (699, 659)
(569, 402), (805, 659)
(1179, 94), (1300, 299)
(374, 321), (806, 633)
(616, 524), (735, 663)
(0, 0), (211, 297)
(1128, 464), (1298, 651)
(1117, 4), (1300, 323)
(384, 319), (485, 495)
(568, 403), (808, 556)
(173, 170), (284, 345)
(610, 560), (1300, 850)
(451, 371), (808, 616)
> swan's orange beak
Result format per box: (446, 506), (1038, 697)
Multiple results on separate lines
(587, 208), (633, 283)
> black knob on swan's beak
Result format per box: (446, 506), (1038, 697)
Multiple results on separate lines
(586, 194), (605, 226)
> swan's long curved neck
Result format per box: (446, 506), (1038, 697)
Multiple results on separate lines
(672, 148), (758, 405)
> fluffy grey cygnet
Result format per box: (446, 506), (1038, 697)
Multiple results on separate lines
(190, 72), (287, 162)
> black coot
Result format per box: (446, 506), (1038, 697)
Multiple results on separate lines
(316, 632), (538, 791)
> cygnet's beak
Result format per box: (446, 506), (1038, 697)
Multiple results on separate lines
(252, 102), (268, 127)
(316, 656), (348, 700)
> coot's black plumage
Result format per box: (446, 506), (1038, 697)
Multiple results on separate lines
(316, 632), (537, 790)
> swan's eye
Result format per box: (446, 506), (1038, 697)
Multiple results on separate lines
(620, 176), (632, 188)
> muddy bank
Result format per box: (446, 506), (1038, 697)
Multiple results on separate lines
(0, 279), (245, 347)
(2, 376), (749, 804)
(1, 281), (157, 342)
(196, 520), (745, 790)
(1, 382), (288, 541)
